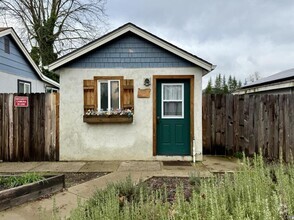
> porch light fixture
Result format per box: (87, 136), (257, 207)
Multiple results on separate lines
(144, 78), (151, 87)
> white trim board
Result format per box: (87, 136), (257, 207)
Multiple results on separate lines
(234, 81), (294, 94)
(48, 23), (215, 73)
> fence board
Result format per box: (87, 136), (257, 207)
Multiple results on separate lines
(0, 93), (59, 161)
(55, 93), (60, 161)
(3, 95), (9, 161)
(248, 95), (255, 155)
(203, 94), (294, 161)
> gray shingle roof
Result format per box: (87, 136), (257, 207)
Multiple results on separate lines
(243, 68), (294, 88)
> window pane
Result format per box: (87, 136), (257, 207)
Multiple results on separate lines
(24, 84), (30, 93)
(163, 102), (182, 116)
(100, 83), (108, 111)
(4, 37), (10, 54)
(19, 83), (24, 93)
(163, 85), (182, 100)
(110, 81), (119, 110)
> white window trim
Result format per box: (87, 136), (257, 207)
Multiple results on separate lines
(161, 83), (184, 119)
(97, 80), (120, 111)
(18, 80), (31, 94)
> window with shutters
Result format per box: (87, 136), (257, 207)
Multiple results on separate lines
(83, 76), (134, 123)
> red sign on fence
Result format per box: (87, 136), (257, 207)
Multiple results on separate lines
(14, 96), (29, 107)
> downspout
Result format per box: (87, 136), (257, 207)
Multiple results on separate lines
(193, 138), (202, 163)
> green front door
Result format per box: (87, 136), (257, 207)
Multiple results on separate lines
(156, 79), (190, 155)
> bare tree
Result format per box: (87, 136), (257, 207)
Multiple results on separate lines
(247, 71), (261, 83)
(0, 0), (108, 67)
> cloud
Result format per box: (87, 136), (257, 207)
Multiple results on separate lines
(106, 0), (294, 88)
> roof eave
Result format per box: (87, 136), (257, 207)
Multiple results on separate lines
(235, 80), (294, 95)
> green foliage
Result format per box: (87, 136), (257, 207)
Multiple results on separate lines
(68, 155), (294, 219)
(222, 75), (229, 94)
(0, 173), (44, 188)
(205, 78), (213, 94)
(205, 74), (242, 94)
(30, 46), (40, 66)
(214, 74), (222, 94)
(42, 68), (59, 83)
(234, 151), (244, 159)
(188, 171), (201, 193)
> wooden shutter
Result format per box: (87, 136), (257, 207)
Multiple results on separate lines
(83, 80), (97, 113)
(122, 79), (134, 110)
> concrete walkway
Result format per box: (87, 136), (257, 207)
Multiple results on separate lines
(0, 156), (240, 220)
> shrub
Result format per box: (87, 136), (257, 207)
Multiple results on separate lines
(0, 173), (44, 188)
(69, 155), (294, 219)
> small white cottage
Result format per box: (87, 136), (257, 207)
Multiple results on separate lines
(49, 23), (215, 161)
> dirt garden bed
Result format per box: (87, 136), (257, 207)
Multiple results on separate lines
(144, 176), (195, 202)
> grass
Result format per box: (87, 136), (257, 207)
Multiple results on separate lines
(0, 173), (45, 188)
(67, 154), (294, 219)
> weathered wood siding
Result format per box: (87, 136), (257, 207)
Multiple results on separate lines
(0, 93), (59, 161)
(203, 94), (294, 161)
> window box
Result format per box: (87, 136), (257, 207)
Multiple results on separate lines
(83, 115), (133, 124)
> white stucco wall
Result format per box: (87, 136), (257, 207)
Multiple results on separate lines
(58, 67), (203, 161)
(0, 71), (47, 93)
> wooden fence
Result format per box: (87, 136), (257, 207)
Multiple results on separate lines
(0, 93), (59, 161)
(203, 94), (294, 161)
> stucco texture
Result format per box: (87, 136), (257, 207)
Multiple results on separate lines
(59, 67), (203, 160)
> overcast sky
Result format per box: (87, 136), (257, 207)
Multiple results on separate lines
(106, 0), (294, 87)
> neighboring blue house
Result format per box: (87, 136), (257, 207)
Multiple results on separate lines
(0, 27), (59, 93)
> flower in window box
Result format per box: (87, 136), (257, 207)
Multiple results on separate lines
(86, 109), (96, 116)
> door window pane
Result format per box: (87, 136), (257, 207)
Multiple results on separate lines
(163, 102), (182, 116)
(100, 82), (108, 111)
(111, 81), (119, 110)
(163, 85), (182, 100)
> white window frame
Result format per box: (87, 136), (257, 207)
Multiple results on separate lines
(45, 87), (58, 93)
(18, 80), (31, 94)
(97, 80), (120, 111)
(161, 83), (184, 119)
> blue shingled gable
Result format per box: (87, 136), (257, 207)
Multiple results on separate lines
(0, 35), (38, 80)
(64, 32), (195, 69)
